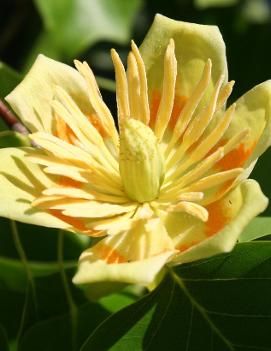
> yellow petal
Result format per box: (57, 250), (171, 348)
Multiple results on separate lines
(48, 201), (136, 218)
(73, 218), (175, 287)
(215, 80), (271, 172)
(73, 251), (173, 287)
(140, 14), (227, 121)
(5, 55), (91, 133)
(0, 148), (69, 228)
(170, 179), (268, 265)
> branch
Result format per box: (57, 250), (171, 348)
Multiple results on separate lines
(0, 99), (29, 135)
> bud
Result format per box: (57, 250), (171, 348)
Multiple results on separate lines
(119, 118), (164, 203)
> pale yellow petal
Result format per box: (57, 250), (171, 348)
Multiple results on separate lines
(5, 55), (91, 133)
(0, 148), (69, 228)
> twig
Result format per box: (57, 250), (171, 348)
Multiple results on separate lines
(0, 99), (29, 135)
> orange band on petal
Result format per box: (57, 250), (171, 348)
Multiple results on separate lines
(87, 113), (108, 138)
(177, 240), (199, 252)
(93, 244), (126, 264)
(216, 142), (255, 171)
(149, 90), (161, 129)
(54, 115), (77, 144)
(169, 95), (187, 129)
(58, 176), (82, 188)
(149, 91), (187, 131)
(205, 201), (229, 237)
(49, 209), (102, 236)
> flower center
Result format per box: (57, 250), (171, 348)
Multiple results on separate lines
(119, 118), (164, 203)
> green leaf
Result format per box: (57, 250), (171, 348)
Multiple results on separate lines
(0, 62), (21, 99)
(0, 256), (76, 292)
(0, 218), (89, 261)
(18, 302), (110, 351)
(0, 131), (30, 148)
(81, 242), (271, 351)
(0, 63), (21, 131)
(0, 288), (27, 342)
(0, 218), (90, 293)
(0, 269), (88, 343)
(98, 287), (143, 313)
(194, 0), (238, 9)
(239, 216), (271, 242)
(30, 0), (142, 63)
(0, 325), (9, 351)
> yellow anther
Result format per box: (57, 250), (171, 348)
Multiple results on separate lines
(111, 49), (130, 122)
(154, 39), (177, 141)
(127, 52), (141, 120)
(131, 40), (150, 125)
(165, 58), (212, 156)
(169, 201), (209, 222)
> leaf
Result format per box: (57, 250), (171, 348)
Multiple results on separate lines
(0, 131), (30, 148)
(0, 62), (21, 99)
(29, 0), (142, 63)
(194, 0), (238, 9)
(239, 216), (271, 242)
(0, 256), (76, 292)
(0, 218), (90, 262)
(18, 302), (110, 351)
(98, 288), (143, 313)
(0, 288), (26, 341)
(0, 325), (9, 351)
(81, 242), (271, 351)
(0, 268), (88, 342)
(0, 63), (21, 131)
(0, 218), (89, 293)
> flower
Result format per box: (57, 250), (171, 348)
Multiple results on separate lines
(0, 15), (270, 293)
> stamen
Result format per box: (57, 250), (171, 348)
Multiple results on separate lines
(45, 165), (88, 183)
(50, 201), (136, 218)
(182, 73), (225, 149)
(111, 49), (130, 122)
(127, 52), (141, 120)
(52, 96), (119, 175)
(154, 39), (177, 141)
(166, 72), (225, 171)
(32, 195), (70, 209)
(89, 211), (135, 233)
(165, 59), (212, 157)
(43, 185), (129, 203)
(162, 147), (224, 195)
(168, 104), (236, 181)
(169, 201), (209, 222)
(131, 41), (150, 125)
(177, 192), (204, 202)
(54, 86), (103, 147)
(30, 133), (121, 188)
(74, 60), (119, 144)
(181, 168), (243, 193)
(223, 128), (250, 155)
(43, 187), (94, 199)
(217, 80), (235, 110)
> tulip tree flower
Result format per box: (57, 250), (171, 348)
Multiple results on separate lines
(0, 14), (270, 291)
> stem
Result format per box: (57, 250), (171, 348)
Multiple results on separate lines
(57, 230), (78, 351)
(0, 99), (29, 135)
(10, 220), (38, 343)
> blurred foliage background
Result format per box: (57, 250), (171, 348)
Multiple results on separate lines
(0, 1), (271, 350)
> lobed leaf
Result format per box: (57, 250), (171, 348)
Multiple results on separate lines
(81, 242), (271, 351)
